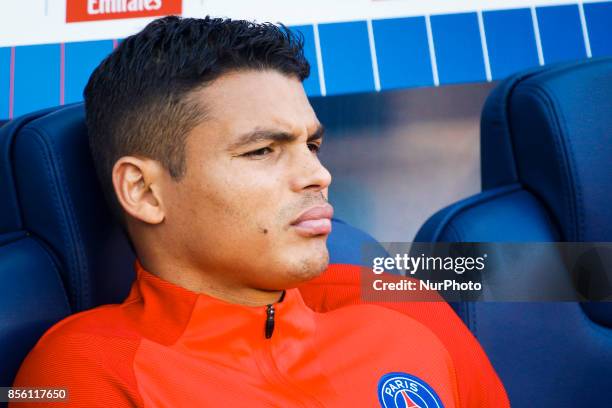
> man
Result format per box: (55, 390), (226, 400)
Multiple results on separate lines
(12, 16), (508, 407)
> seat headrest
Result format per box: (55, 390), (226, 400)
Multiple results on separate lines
(9, 104), (135, 311)
(481, 57), (612, 241)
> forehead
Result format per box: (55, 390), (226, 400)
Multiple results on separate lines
(192, 70), (320, 140)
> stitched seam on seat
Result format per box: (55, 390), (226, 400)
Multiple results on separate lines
(500, 75), (532, 191)
(517, 85), (579, 241)
(546, 89), (584, 241)
(494, 76), (527, 186)
(526, 85), (577, 238)
(26, 128), (86, 310)
(42, 131), (90, 308)
(4, 125), (25, 229)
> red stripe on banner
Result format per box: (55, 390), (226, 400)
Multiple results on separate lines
(9, 47), (14, 119)
(60, 43), (65, 105)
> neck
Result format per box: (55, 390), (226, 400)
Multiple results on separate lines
(138, 258), (284, 307)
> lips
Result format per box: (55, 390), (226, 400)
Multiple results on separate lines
(290, 203), (334, 237)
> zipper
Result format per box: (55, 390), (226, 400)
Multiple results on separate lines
(256, 294), (325, 407)
(265, 304), (275, 339)
(264, 290), (284, 339)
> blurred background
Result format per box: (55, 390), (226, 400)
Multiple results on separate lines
(315, 83), (494, 241)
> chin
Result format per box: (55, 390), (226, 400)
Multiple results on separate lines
(292, 246), (330, 282)
(275, 240), (327, 284)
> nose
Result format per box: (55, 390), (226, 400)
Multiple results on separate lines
(289, 147), (332, 194)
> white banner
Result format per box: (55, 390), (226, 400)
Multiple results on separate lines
(0, 0), (605, 47)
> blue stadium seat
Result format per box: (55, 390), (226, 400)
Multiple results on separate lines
(415, 57), (612, 406)
(0, 103), (383, 389)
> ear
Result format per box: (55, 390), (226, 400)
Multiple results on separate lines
(112, 156), (166, 225)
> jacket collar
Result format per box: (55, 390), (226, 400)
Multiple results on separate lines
(127, 260), (316, 350)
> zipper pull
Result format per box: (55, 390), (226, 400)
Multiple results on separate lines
(265, 304), (275, 339)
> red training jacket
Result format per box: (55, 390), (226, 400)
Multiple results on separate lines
(11, 262), (509, 407)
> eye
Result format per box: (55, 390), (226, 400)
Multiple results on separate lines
(308, 142), (321, 154)
(243, 147), (273, 158)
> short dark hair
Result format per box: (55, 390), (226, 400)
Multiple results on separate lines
(84, 16), (310, 222)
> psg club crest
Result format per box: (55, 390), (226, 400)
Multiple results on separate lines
(378, 372), (444, 408)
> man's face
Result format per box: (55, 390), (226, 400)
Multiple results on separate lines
(161, 70), (332, 291)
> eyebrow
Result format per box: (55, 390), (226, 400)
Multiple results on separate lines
(227, 124), (325, 151)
